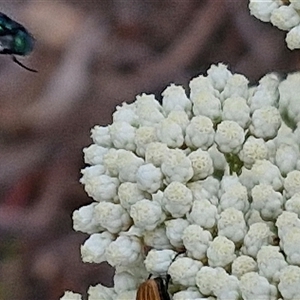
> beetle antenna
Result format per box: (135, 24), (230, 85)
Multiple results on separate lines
(11, 55), (37, 72)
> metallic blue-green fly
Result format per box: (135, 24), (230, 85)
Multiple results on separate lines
(0, 12), (37, 72)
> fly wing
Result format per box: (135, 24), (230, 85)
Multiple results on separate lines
(0, 12), (28, 34)
(0, 12), (33, 55)
(0, 34), (14, 54)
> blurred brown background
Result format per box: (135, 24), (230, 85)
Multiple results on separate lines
(0, 0), (298, 299)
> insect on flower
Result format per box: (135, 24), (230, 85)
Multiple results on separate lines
(136, 252), (183, 300)
(136, 276), (171, 300)
(0, 12), (37, 72)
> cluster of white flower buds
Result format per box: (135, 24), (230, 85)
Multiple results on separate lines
(60, 61), (300, 299)
(249, 0), (300, 49)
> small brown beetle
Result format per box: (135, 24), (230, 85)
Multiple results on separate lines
(136, 276), (170, 300)
(136, 251), (184, 300)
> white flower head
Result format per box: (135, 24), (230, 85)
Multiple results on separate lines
(168, 257), (203, 286)
(251, 184), (284, 221)
(249, 0), (280, 22)
(144, 249), (176, 275)
(73, 63), (300, 299)
(136, 163), (163, 194)
(245, 208), (264, 229)
(257, 246), (288, 284)
(94, 202), (131, 234)
(250, 106), (281, 139)
(189, 75), (219, 100)
(275, 142), (299, 175)
(284, 170), (300, 198)
(211, 269), (240, 300)
(81, 232), (114, 263)
(185, 115), (215, 150)
(145, 142), (169, 167)
(218, 182), (249, 213)
(188, 176), (220, 205)
(88, 284), (116, 300)
(285, 193), (300, 217)
(241, 222), (274, 258)
(220, 73), (249, 100)
(192, 91), (222, 122)
(291, 0), (300, 10)
(115, 290), (137, 300)
(143, 226), (172, 249)
(196, 266), (219, 295)
(165, 218), (190, 248)
(167, 110), (190, 132)
(134, 126), (157, 157)
(118, 182), (145, 211)
(161, 149), (194, 184)
(207, 236), (236, 267)
(83, 144), (109, 165)
(278, 265), (300, 300)
(182, 224), (212, 260)
(215, 120), (245, 154)
(248, 72), (280, 113)
(109, 121), (136, 151)
(60, 291), (82, 300)
(222, 96), (250, 129)
(231, 255), (257, 279)
(208, 144), (227, 171)
(173, 288), (204, 300)
(217, 207), (247, 243)
(162, 181), (193, 218)
(113, 102), (138, 126)
(238, 136), (268, 168)
(105, 235), (142, 267)
(239, 159), (283, 192)
(249, 0), (300, 49)
(115, 261), (148, 282)
(279, 72), (300, 124)
(219, 174), (240, 193)
(187, 199), (218, 230)
(206, 63), (233, 91)
(72, 203), (103, 234)
(240, 272), (277, 300)
(113, 271), (140, 295)
(156, 118), (184, 148)
(135, 93), (162, 111)
(276, 211), (300, 241)
(90, 125), (112, 147)
(271, 5), (300, 31)
(135, 93), (165, 126)
(281, 227), (300, 265)
(80, 165), (106, 185)
(116, 150), (144, 182)
(286, 24), (300, 50)
(162, 84), (192, 116)
(130, 199), (165, 231)
(188, 149), (214, 181)
(102, 148), (119, 177)
(82, 174), (119, 202)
